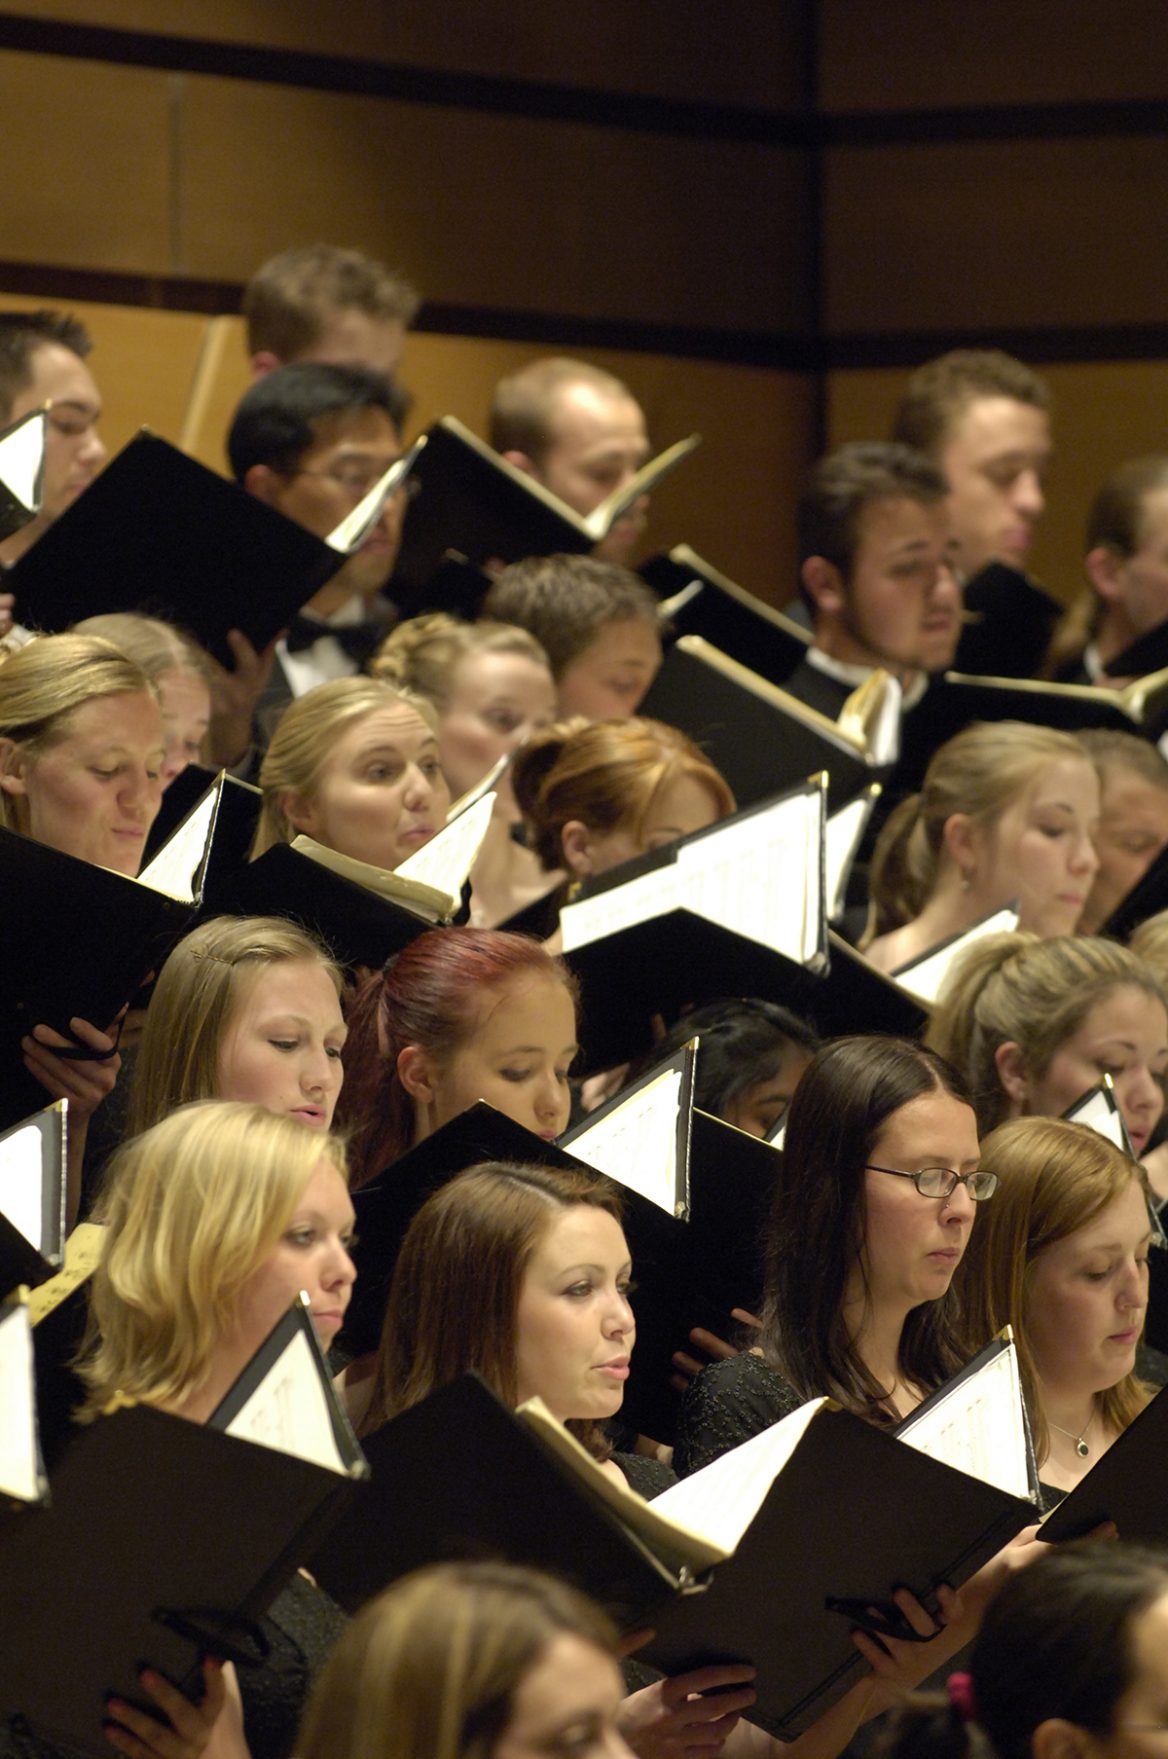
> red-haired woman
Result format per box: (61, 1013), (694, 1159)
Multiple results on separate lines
(336, 927), (579, 1189)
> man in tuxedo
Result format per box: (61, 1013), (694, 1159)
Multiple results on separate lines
(489, 356), (651, 562)
(783, 442), (961, 719)
(892, 349), (1055, 675)
(215, 361), (409, 761)
(0, 309), (107, 640)
(244, 244), (420, 383)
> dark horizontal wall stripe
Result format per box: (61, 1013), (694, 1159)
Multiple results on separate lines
(0, 13), (806, 144)
(823, 99), (1168, 148)
(825, 324), (1168, 370)
(0, 260), (818, 369)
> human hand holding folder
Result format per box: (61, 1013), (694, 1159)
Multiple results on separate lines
(103, 1654), (250, 1759)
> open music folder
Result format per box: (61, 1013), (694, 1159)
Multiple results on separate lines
(0, 1101), (66, 1298)
(0, 1291), (48, 1511)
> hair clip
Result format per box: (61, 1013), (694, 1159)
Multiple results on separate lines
(946, 1672), (977, 1722)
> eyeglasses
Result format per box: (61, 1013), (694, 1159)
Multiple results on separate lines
(281, 464), (420, 502)
(865, 1164), (999, 1201)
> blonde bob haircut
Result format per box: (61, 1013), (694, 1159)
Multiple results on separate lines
(369, 612), (550, 706)
(868, 720), (1093, 938)
(511, 715), (735, 873)
(927, 931), (1168, 1135)
(126, 914), (343, 1140)
(79, 1100), (349, 1417)
(297, 1561), (618, 1759)
(955, 1116), (1153, 1467)
(253, 675), (438, 856)
(0, 632), (158, 834)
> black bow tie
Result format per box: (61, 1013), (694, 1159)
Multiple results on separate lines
(284, 613), (388, 664)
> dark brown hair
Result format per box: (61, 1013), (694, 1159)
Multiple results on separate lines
(483, 555), (660, 679)
(891, 348), (1052, 459)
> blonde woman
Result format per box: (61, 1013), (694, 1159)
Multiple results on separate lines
(126, 915), (346, 1140)
(0, 632), (166, 1212)
(64, 1102), (355, 1758)
(864, 721), (1100, 973)
(296, 1562), (631, 1759)
(75, 612), (213, 790)
(927, 932), (1168, 1151)
(371, 613), (557, 924)
(956, 1116), (1154, 1500)
(252, 675), (449, 870)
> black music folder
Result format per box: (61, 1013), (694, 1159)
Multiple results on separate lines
(0, 1101), (66, 1297)
(641, 546), (809, 686)
(1103, 615), (1168, 679)
(311, 1372), (723, 1626)
(645, 1335), (1038, 1737)
(0, 827), (195, 1132)
(7, 430), (346, 669)
(953, 562), (1063, 680)
(638, 636), (891, 813)
(392, 416), (699, 601)
(0, 1299), (366, 1756)
(27, 1221), (104, 1474)
(209, 840), (443, 971)
(1040, 1384), (1168, 1545)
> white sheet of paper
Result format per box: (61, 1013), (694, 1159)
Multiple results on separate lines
(0, 1302), (42, 1502)
(568, 1065), (684, 1215)
(221, 1326), (351, 1475)
(825, 793), (873, 922)
(897, 1342), (1031, 1499)
(138, 783), (217, 901)
(397, 791), (495, 896)
(893, 906), (1020, 1005)
(652, 1396), (828, 1553)
(0, 1124), (44, 1251)
(0, 410), (45, 510)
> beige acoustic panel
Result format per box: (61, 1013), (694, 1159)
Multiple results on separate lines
(184, 317), (816, 598)
(819, 0), (1168, 110)
(0, 290), (213, 461)
(178, 75), (809, 335)
(0, 51), (174, 273)
(8, 0), (808, 109)
(827, 360), (1168, 608)
(824, 135), (1168, 336)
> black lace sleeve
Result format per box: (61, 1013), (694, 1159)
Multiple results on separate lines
(674, 1353), (804, 1477)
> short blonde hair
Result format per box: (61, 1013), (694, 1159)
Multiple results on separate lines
(126, 915), (343, 1139)
(869, 720), (1094, 936)
(956, 1116), (1152, 1466)
(0, 632), (158, 834)
(511, 715), (735, 872)
(927, 932), (1168, 1134)
(253, 675), (437, 856)
(73, 612), (211, 688)
(297, 1562), (618, 1759)
(369, 613), (549, 707)
(80, 1101), (349, 1416)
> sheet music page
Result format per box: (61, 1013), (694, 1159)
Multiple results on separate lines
(325, 438), (424, 553)
(897, 1344), (1031, 1498)
(1065, 1085), (1127, 1153)
(868, 674), (903, 767)
(653, 1397), (828, 1553)
(675, 786), (823, 963)
(138, 783), (217, 901)
(561, 788), (825, 966)
(825, 794), (874, 922)
(0, 1301), (42, 1503)
(0, 1123), (45, 1251)
(567, 1066), (683, 1215)
(221, 1327), (351, 1474)
(0, 409), (46, 509)
(397, 791), (495, 896)
(894, 905), (1020, 1005)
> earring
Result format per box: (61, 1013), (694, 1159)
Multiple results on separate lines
(960, 868), (973, 894)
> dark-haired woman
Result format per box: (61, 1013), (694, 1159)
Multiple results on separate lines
(876, 1543), (1166, 1759)
(676, 1037), (991, 1476)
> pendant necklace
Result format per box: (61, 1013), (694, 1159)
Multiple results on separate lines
(1049, 1412), (1095, 1458)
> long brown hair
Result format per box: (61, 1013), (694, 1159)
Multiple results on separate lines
(360, 1161), (623, 1458)
(954, 1115), (1152, 1466)
(759, 1035), (975, 1422)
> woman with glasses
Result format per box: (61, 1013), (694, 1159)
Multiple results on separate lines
(954, 1116), (1154, 1505)
(674, 1036), (995, 1477)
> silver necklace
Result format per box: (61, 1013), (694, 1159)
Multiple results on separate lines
(1049, 1412), (1095, 1458)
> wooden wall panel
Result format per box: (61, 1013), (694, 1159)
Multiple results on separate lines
(827, 361), (1168, 607)
(5, 0), (808, 109)
(818, 0), (1168, 111)
(178, 77), (809, 335)
(0, 52), (174, 271)
(823, 136), (1168, 336)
